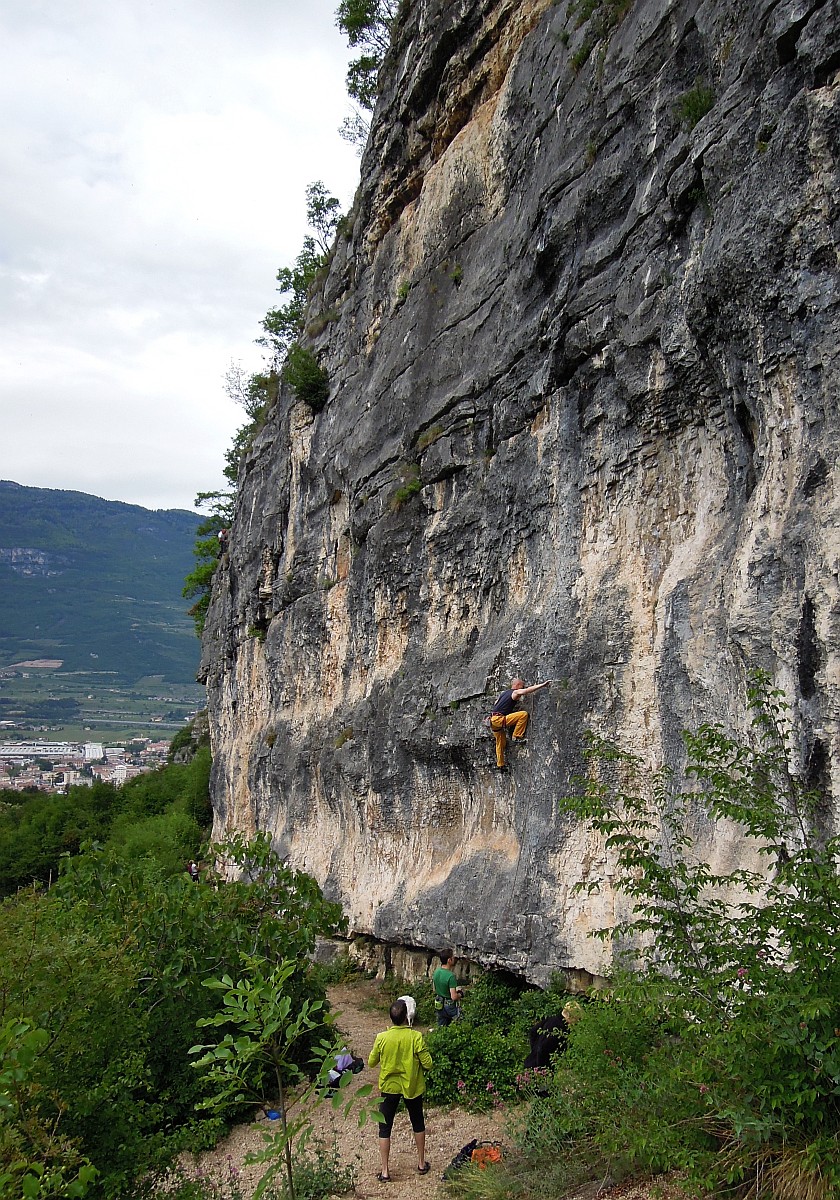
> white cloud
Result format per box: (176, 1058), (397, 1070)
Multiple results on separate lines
(0, 0), (361, 510)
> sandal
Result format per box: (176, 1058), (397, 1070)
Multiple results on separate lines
(418, 1162), (431, 1174)
(377, 1173), (391, 1182)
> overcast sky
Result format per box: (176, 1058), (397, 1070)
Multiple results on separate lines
(0, 0), (362, 513)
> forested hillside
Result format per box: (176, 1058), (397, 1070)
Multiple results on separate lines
(0, 481), (201, 684)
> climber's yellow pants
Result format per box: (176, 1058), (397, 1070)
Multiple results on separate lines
(490, 710), (529, 767)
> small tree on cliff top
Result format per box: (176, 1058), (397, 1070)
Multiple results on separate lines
(260, 181), (342, 363)
(336, 0), (400, 111)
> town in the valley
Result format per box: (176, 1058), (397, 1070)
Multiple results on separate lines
(0, 738), (174, 794)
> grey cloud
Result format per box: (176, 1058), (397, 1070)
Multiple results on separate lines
(0, 0), (360, 510)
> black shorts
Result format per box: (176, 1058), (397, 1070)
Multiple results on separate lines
(378, 1092), (425, 1137)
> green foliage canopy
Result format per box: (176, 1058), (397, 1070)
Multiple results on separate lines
(0, 744), (211, 895)
(0, 832), (346, 1196)
(0, 1017), (98, 1199)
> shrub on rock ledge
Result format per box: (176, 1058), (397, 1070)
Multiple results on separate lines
(283, 345), (330, 411)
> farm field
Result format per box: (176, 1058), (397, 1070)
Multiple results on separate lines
(0, 665), (204, 743)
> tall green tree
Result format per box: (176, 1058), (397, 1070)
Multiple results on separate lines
(0, 781), (121, 896)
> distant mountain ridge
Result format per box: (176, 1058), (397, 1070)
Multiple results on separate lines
(0, 481), (202, 684)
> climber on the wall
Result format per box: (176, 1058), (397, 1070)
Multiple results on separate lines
(489, 677), (551, 770)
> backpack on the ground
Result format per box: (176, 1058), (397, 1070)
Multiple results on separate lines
(442, 1140), (503, 1179)
(471, 1141), (503, 1168)
(442, 1139), (478, 1179)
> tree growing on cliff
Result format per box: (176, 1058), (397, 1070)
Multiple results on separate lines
(336, 0), (400, 111)
(182, 502), (228, 636)
(185, 181), (342, 636)
(260, 181), (343, 363)
(221, 363), (278, 479)
(182, 368), (277, 634)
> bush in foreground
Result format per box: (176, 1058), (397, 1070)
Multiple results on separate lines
(522, 673), (840, 1199)
(0, 834), (346, 1196)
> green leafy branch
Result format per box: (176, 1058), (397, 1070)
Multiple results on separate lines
(336, 0), (400, 111)
(0, 1018), (98, 1200)
(557, 671), (840, 1190)
(190, 955), (377, 1200)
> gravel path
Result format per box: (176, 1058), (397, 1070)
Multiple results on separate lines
(181, 978), (506, 1198)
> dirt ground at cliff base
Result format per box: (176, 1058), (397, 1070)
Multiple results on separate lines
(181, 978), (687, 1200)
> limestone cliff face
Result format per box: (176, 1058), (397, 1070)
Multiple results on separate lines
(201, 0), (840, 984)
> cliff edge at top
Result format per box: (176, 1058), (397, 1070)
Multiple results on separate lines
(200, 0), (839, 985)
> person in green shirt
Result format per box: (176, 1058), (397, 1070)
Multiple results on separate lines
(368, 998), (433, 1181)
(432, 950), (463, 1026)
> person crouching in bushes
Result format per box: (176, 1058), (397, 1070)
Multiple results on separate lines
(368, 998), (433, 1181)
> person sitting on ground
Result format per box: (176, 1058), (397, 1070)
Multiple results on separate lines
(489, 677), (550, 770)
(523, 1013), (569, 1070)
(326, 1046), (364, 1092)
(368, 998), (433, 1181)
(432, 951), (463, 1026)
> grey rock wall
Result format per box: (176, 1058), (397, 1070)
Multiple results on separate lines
(201, 0), (840, 984)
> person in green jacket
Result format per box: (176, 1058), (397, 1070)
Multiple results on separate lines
(368, 998), (433, 1181)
